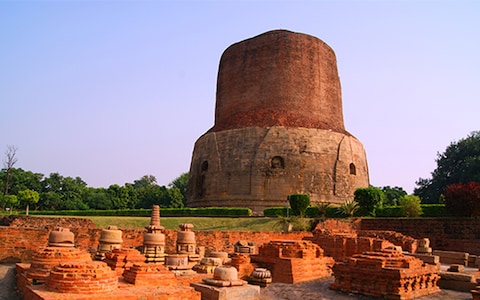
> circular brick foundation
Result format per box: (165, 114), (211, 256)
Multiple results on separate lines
(47, 261), (117, 294)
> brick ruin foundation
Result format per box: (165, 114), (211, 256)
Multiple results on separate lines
(330, 248), (440, 299)
(10, 215), (480, 299)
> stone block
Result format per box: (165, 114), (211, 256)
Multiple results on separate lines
(191, 282), (259, 300)
(433, 250), (468, 266)
(439, 272), (476, 292)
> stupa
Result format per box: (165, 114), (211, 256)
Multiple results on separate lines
(187, 29), (369, 214)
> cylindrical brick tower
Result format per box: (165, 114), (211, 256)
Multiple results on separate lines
(187, 30), (369, 214)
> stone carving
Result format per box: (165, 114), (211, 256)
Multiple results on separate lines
(234, 240), (258, 254)
(330, 247), (440, 299)
(94, 225), (123, 260)
(417, 238), (432, 254)
(48, 227), (75, 247)
(193, 256), (223, 274)
(142, 205), (166, 262)
(191, 265), (260, 300)
(187, 29), (369, 214)
(248, 268), (272, 287)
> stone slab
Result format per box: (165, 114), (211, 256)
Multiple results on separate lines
(433, 250), (468, 266)
(191, 282), (260, 300)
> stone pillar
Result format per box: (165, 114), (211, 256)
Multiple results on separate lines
(142, 205), (166, 262)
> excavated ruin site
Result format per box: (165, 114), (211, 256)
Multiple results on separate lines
(1, 206), (480, 300)
(1, 30), (478, 300)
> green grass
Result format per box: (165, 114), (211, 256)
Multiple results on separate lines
(84, 216), (283, 231)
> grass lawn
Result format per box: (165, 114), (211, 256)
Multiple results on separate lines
(85, 216), (283, 231)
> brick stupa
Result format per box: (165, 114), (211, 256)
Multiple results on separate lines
(187, 29), (369, 214)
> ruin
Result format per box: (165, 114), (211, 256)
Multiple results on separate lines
(187, 29), (369, 213)
(141, 204), (166, 262)
(330, 247), (440, 299)
(191, 265), (260, 300)
(251, 240), (334, 284)
(94, 225), (123, 260)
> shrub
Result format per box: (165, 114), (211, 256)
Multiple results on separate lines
(317, 202), (331, 217)
(445, 182), (480, 217)
(288, 194), (311, 217)
(354, 187), (385, 216)
(375, 206), (404, 217)
(421, 204), (446, 217)
(337, 199), (359, 217)
(398, 195), (423, 217)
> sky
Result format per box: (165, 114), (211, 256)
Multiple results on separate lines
(1, 0), (479, 193)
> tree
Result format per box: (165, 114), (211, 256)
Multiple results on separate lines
(3, 145), (18, 195)
(169, 172), (188, 206)
(415, 131), (480, 203)
(3, 194), (18, 214)
(288, 194), (311, 217)
(398, 195), (422, 217)
(354, 187), (385, 216)
(17, 189), (40, 216)
(444, 182), (480, 217)
(382, 186), (407, 206)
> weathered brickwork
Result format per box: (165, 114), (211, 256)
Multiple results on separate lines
(0, 217), (312, 263)
(187, 30), (369, 213)
(330, 248), (440, 299)
(361, 218), (480, 255)
(251, 240), (334, 284)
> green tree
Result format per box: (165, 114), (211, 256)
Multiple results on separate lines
(83, 187), (110, 210)
(39, 173), (87, 210)
(415, 131), (480, 203)
(163, 187), (184, 208)
(3, 194), (18, 214)
(169, 172), (189, 206)
(288, 194), (311, 217)
(382, 186), (407, 206)
(398, 195), (422, 217)
(354, 187), (385, 216)
(17, 189), (40, 216)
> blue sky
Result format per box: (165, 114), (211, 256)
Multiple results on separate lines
(1, 0), (479, 193)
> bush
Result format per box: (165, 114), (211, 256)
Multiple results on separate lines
(445, 182), (480, 217)
(375, 206), (404, 217)
(337, 199), (359, 217)
(398, 195), (423, 217)
(421, 204), (446, 217)
(354, 187), (385, 216)
(264, 206), (338, 218)
(288, 194), (311, 217)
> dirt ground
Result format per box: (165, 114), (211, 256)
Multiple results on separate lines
(0, 264), (471, 300)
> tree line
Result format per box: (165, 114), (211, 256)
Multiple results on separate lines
(0, 162), (188, 213)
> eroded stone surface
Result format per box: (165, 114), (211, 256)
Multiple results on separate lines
(187, 30), (369, 213)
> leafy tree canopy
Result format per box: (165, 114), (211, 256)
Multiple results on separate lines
(414, 131), (480, 203)
(382, 186), (407, 206)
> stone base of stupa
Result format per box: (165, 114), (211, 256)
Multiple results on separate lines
(190, 282), (260, 300)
